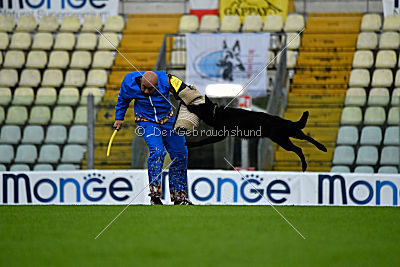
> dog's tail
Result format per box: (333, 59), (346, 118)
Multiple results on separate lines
(296, 111), (309, 129)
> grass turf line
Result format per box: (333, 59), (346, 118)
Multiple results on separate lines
(0, 206), (399, 266)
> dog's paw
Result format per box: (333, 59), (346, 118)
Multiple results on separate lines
(317, 143), (328, 152)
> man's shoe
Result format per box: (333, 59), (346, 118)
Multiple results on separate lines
(150, 196), (163, 205)
(174, 198), (194, 205)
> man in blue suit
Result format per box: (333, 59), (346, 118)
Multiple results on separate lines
(114, 71), (193, 205)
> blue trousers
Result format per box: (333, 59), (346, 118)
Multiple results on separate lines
(137, 119), (188, 201)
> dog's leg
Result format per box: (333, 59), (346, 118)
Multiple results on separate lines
(294, 130), (327, 152)
(186, 135), (227, 147)
(275, 137), (308, 172)
(295, 111), (309, 129)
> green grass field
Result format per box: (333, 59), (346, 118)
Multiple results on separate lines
(0, 206), (399, 266)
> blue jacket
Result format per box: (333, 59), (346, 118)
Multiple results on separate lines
(115, 71), (173, 123)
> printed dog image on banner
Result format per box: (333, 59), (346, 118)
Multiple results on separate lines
(186, 33), (270, 97)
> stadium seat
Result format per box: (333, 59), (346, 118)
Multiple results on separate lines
(92, 51), (113, 69)
(74, 106), (90, 124)
(348, 69), (370, 87)
(0, 164), (6, 171)
(97, 33), (120, 50)
(82, 16), (102, 32)
(35, 87), (57, 106)
(60, 16), (81, 32)
(0, 125), (21, 144)
(379, 32), (400, 49)
(345, 88), (366, 106)
(170, 50), (186, 68)
(263, 15), (283, 32)
(16, 15), (37, 32)
(375, 50), (397, 68)
(179, 15), (199, 33)
(10, 164), (30, 171)
(70, 51), (92, 69)
(330, 165), (350, 173)
(19, 69), (41, 87)
(61, 144), (86, 163)
(9, 32), (31, 50)
(267, 50), (275, 68)
(12, 87), (34, 106)
(51, 106), (73, 125)
(57, 164), (79, 170)
(103, 15), (125, 32)
(0, 88), (12, 106)
(41, 69), (63, 87)
(356, 32), (378, 49)
(341, 107), (362, 125)
(285, 33), (300, 50)
(199, 15), (219, 32)
(354, 166), (374, 173)
(48, 51), (70, 69)
(68, 125), (87, 144)
(332, 146), (355, 165)
(5, 106), (28, 125)
(86, 69), (108, 87)
(378, 166), (398, 174)
(0, 15), (15, 32)
(54, 33), (75, 50)
(395, 70), (400, 87)
(242, 15), (262, 32)
(384, 126), (399, 145)
(352, 50), (374, 68)
(58, 87), (80, 105)
(356, 145), (378, 165)
(25, 51), (48, 69)
(284, 13), (304, 32)
(336, 126), (359, 145)
(360, 126), (382, 145)
(371, 69), (393, 87)
(380, 146), (399, 165)
(286, 51), (297, 69)
(220, 15), (241, 32)
(0, 107), (4, 124)
(364, 106), (386, 125)
(76, 33), (97, 50)
(38, 16), (59, 32)
(0, 32), (9, 50)
(360, 13), (382, 32)
(3, 50), (25, 68)
(80, 87), (102, 105)
(33, 164), (54, 171)
(0, 52), (2, 66)
(14, 144), (37, 163)
(367, 88), (390, 106)
(45, 125), (67, 144)
(391, 88), (400, 105)
(37, 144), (60, 164)
(383, 14), (400, 31)
(28, 106), (51, 125)
(21, 125), (44, 144)
(32, 33), (53, 50)
(0, 69), (18, 87)
(387, 107), (399, 125)
(64, 69), (86, 87)
(0, 144), (14, 163)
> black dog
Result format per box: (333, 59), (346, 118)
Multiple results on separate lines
(186, 96), (327, 172)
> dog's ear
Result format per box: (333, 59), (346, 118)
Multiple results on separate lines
(205, 95), (213, 105)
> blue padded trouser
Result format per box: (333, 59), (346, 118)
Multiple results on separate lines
(136, 119), (188, 201)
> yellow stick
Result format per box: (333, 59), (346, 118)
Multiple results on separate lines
(106, 129), (118, 157)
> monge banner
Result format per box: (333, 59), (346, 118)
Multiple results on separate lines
(186, 33), (269, 97)
(0, 0), (119, 20)
(1, 170), (400, 206)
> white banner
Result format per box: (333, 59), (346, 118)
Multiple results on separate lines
(0, 0), (119, 21)
(186, 33), (270, 97)
(1, 170), (400, 206)
(383, 0), (400, 16)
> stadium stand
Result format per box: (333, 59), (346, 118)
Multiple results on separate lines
(331, 13), (400, 173)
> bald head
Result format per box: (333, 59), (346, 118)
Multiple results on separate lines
(140, 71), (158, 96)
